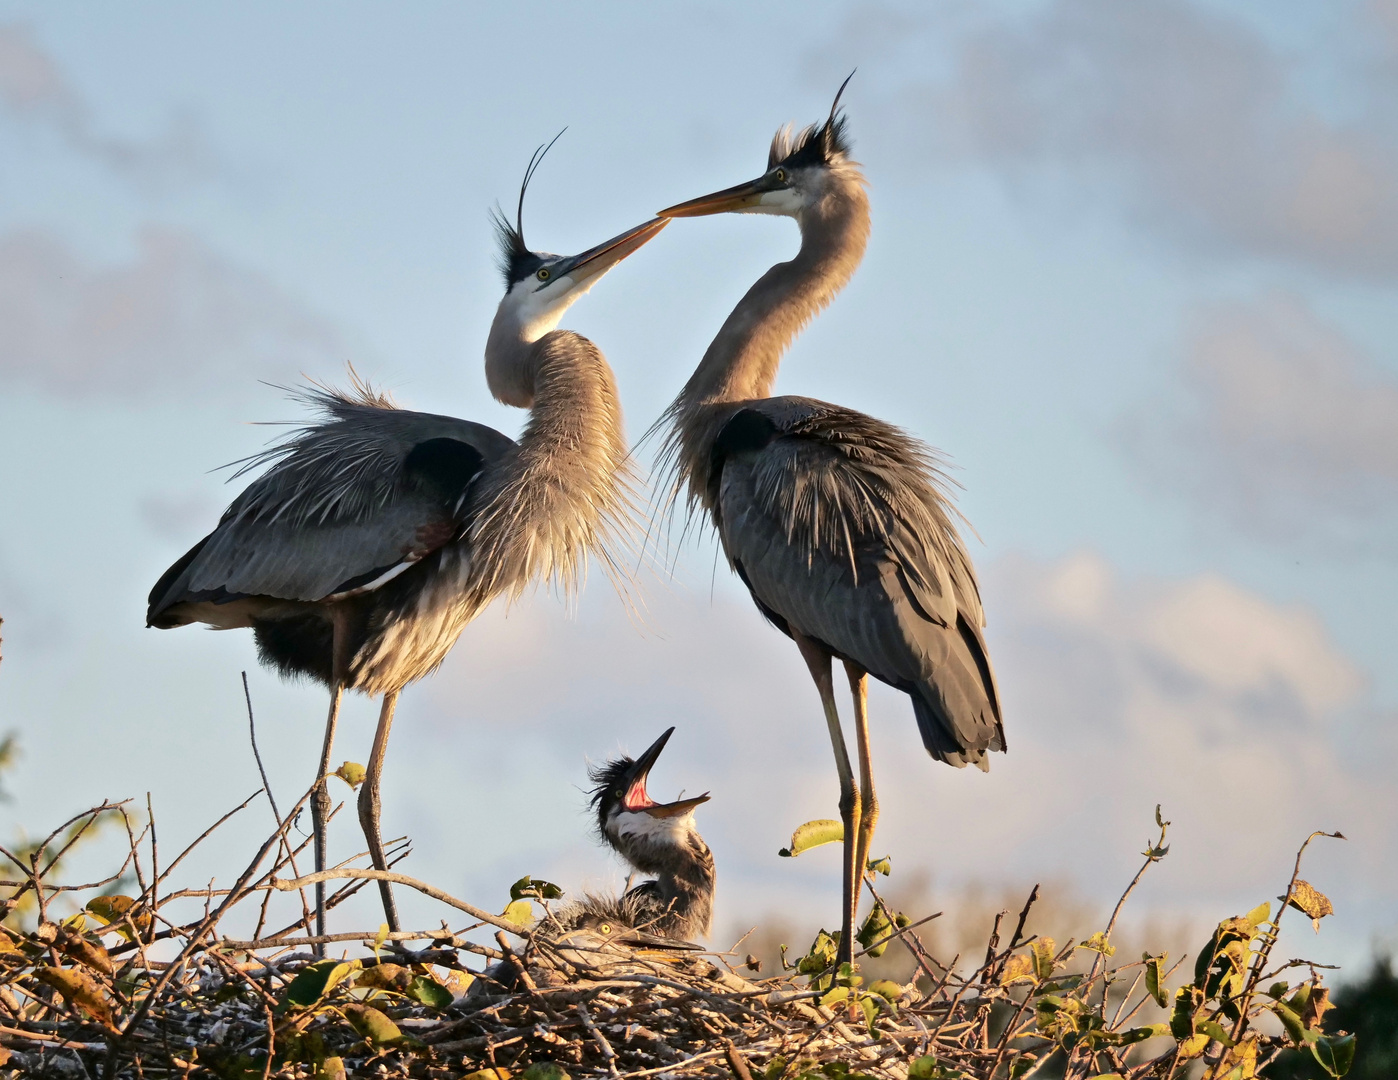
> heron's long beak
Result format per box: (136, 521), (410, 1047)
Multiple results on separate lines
(550, 217), (668, 287)
(615, 930), (704, 953)
(658, 177), (770, 218)
(619, 727), (711, 818)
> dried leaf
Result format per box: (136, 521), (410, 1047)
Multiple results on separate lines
(778, 819), (843, 857)
(1078, 931), (1115, 957)
(34, 966), (115, 1029)
(1031, 938), (1056, 981)
(355, 963), (412, 993)
(1281, 881), (1334, 932)
(520, 1066), (570, 1080)
(57, 929), (115, 976)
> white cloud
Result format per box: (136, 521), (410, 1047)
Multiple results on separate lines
(0, 23), (211, 186)
(870, 0), (1398, 275)
(0, 227), (351, 397)
(383, 552), (1389, 950)
(1122, 292), (1398, 547)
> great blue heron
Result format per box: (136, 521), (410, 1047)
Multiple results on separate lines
(147, 140), (667, 937)
(586, 725), (714, 941)
(652, 80), (1004, 966)
(471, 727), (713, 996)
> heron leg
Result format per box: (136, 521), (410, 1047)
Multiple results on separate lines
(359, 690), (401, 931)
(845, 664), (879, 908)
(794, 632), (860, 968)
(311, 683), (343, 955)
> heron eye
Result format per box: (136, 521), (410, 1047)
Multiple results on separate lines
(536, 267), (550, 281)
(614, 789), (624, 798)
(599, 924), (611, 934)
(775, 168), (787, 183)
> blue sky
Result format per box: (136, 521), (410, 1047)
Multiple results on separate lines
(1, 1), (1395, 969)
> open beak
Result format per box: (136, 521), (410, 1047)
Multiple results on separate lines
(619, 727), (711, 818)
(658, 177), (771, 218)
(549, 217), (668, 288)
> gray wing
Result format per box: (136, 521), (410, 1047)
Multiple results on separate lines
(713, 397), (1004, 768)
(148, 392), (516, 625)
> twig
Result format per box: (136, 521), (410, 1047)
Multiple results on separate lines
(578, 1000), (619, 1075)
(269, 868), (525, 933)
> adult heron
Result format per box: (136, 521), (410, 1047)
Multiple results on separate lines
(148, 140), (666, 935)
(652, 80), (1004, 965)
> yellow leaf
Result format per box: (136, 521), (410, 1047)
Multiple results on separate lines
(334, 761), (366, 788)
(34, 966), (115, 1029)
(355, 964), (412, 993)
(501, 899), (534, 928)
(1000, 953), (1036, 985)
(317, 1058), (347, 1080)
(1178, 1033), (1210, 1059)
(85, 895), (151, 941)
(341, 1002), (404, 1046)
(778, 819), (844, 857)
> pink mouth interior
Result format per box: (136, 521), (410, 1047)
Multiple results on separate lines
(624, 776), (655, 811)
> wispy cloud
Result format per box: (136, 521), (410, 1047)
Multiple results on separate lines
(0, 23), (213, 188)
(0, 227), (352, 397)
(858, 0), (1398, 276)
(1121, 292), (1398, 550)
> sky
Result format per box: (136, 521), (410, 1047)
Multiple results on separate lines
(0, 1), (1395, 973)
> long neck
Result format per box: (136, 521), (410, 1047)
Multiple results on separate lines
(469, 329), (634, 602)
(610, 818), (716, 939)
(680, 176), (869, 408)
(660, 168), (870, 512)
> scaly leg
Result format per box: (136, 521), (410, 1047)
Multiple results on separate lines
(845, 664), (879, 914)
(359, 690), (401, 931)
(794, 632), (860, 968)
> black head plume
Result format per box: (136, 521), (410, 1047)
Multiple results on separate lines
(491, 128), (566, 287)
(767, 71), (855, 171)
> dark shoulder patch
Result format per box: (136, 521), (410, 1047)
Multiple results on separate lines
(709, 409), (780, 508)
(405, 437), (486, 500)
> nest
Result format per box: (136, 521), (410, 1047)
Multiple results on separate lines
(0, 794), (1354, 1079)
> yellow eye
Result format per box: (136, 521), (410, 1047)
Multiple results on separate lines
(775, 168), (787, 182)
(599, 924), (611, 934)
(536, 267), (550, 281)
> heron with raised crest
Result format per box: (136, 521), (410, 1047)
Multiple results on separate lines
(147, 137), (666, 939)
(652, 78), (1005, 966)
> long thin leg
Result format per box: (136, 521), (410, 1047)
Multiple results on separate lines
(793, 632), (860, 968)
(311, 684), (343, 954)
(845, 664), (878, 917)
(359, 690), (401, 931)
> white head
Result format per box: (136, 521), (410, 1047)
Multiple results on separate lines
(484, 136), (667, 407)
(656, 73), (861, 227)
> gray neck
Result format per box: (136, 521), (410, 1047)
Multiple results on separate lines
(678, 168), (870, 408)
(467, 328), (633, 603)
(610, 823), (716, 939)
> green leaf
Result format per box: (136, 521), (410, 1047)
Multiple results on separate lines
(865, 855), (891, 876)
(341, 1002), (410, 1047)
(1031, 938), (1056, 981)
(1309, 1033), (1357, 1078)
(85, 895), (150, 942)
(1143, 953), (1168, 1008)
(1079, 931), (1115, 957)
(407, 975), (453, 1009)
(856, 902), (896, 957)
(859, 995), (879, 1036)
(1271, 1000), (1306, 1045)
(334, 761), (366, 788)
(1197, 1019), (1236, 1047)
(907, 1057), (965, 1080)
(779, 819), (844, 857)
(509, 875), (563, 901)
(316, 1058), (347, 1080)
(868, 979), (903, 1003)
(283, 959), (360, 1009)
(520, 1065), (570, 1080)
(1245, 901), (1272, 929)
